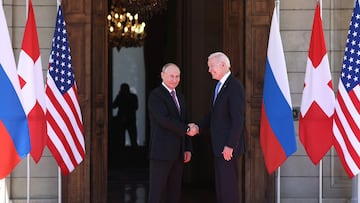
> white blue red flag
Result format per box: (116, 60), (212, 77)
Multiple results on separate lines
(17, 0), (46, 164)
(0, 1), (30, 179)
(260, 7), (297, 174)
(299, 2), (334, 165)
(45, 5), (85, 175)
(333, 0), (360, 178)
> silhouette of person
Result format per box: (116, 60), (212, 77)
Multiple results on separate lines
(112, 83), (138, 148)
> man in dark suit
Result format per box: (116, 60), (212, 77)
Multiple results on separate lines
(192, 52), (246, 203)
(147, 63), (196, 203)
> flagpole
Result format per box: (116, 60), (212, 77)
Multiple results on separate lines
(1, 178), (6, 203)
(318, 3), (323, 203)
(24, 0), (31, 202)
(357, 174), (360, 203)
(54, 1), (62, 202)
(56, 7), (62, 203)
(56, 3), (61, 202)
(319, 160), (322, 203)
(55, 1), (61, 202)
(318, 2), (323, 203)
(275, 0), (280, 23)
(277, 168), (280, 203)
(58, 168), (61, 203)
(274, 1), (281, 203)
(25, 0), (28, 17)
(27, 155), (30, 203)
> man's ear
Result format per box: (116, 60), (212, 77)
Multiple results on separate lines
(220, 61), (226, 68)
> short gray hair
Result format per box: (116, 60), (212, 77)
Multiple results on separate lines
(162, 63), (180, 72)
(208, 52), (231, 68)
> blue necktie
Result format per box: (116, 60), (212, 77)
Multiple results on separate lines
(213, 81), (222, 104)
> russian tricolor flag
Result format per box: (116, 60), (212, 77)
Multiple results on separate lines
(260, 7), (297, 174)
(0, 1), (30, 179)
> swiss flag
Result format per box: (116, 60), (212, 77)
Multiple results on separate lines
(299, 2), (335, 165)
(17, 0), (46, 163)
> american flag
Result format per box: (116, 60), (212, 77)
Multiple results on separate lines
(45, 5), (85, 175)
(333, 0), (360, 178)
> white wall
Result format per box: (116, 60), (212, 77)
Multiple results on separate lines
(280, 0), (354, 202)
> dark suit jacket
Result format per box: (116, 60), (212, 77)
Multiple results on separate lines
(200, 74), (246, 158)
(148, 84), (192, 160)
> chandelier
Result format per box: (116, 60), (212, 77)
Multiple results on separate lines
(125, 0), (168, 20)
(107, 0), (168, 49)
(107, 6), (146, 48)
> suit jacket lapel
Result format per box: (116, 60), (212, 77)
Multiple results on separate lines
(161, 85), (183, 117)
(213, 75), (232, 105)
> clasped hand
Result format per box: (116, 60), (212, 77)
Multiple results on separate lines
(186, 123), (199, 136)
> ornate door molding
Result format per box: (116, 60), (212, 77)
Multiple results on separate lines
(62, 0), (108, 202)
(224, 0), (275, 202)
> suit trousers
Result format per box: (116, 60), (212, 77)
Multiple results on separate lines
(214, 156), (240, 203)
(148, 159), (184, 203)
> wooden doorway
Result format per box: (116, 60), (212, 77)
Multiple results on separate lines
(223, 0), (276, 202)
(59, 1), (109, 202)
(60, 0), (276, 202)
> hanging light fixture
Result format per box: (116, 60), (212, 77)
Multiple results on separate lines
(107, 0), (167, 49)
(107, 5), (146, 49)
(125, 0), (168, 20)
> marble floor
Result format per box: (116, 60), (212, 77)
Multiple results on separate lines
(107, 167), (216, 203)
(107, 146), (216, 203)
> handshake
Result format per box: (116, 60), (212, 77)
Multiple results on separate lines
(186, 123), (199, 136)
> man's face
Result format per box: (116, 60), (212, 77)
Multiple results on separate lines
(161, 65), (180, 90)
(208, 57), (226, 81)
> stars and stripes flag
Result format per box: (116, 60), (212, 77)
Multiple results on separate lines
(333, 0), (360, 178)
(45, 5), (85, 175)
(0, 0), (30, 179)
(17, 0), (46, 163)
(299, 2), (335, 165)
(260, 7), (297, 174)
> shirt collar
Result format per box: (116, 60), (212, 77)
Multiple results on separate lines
(218, 71), (231, 85)
(162, 82), (175, 93)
